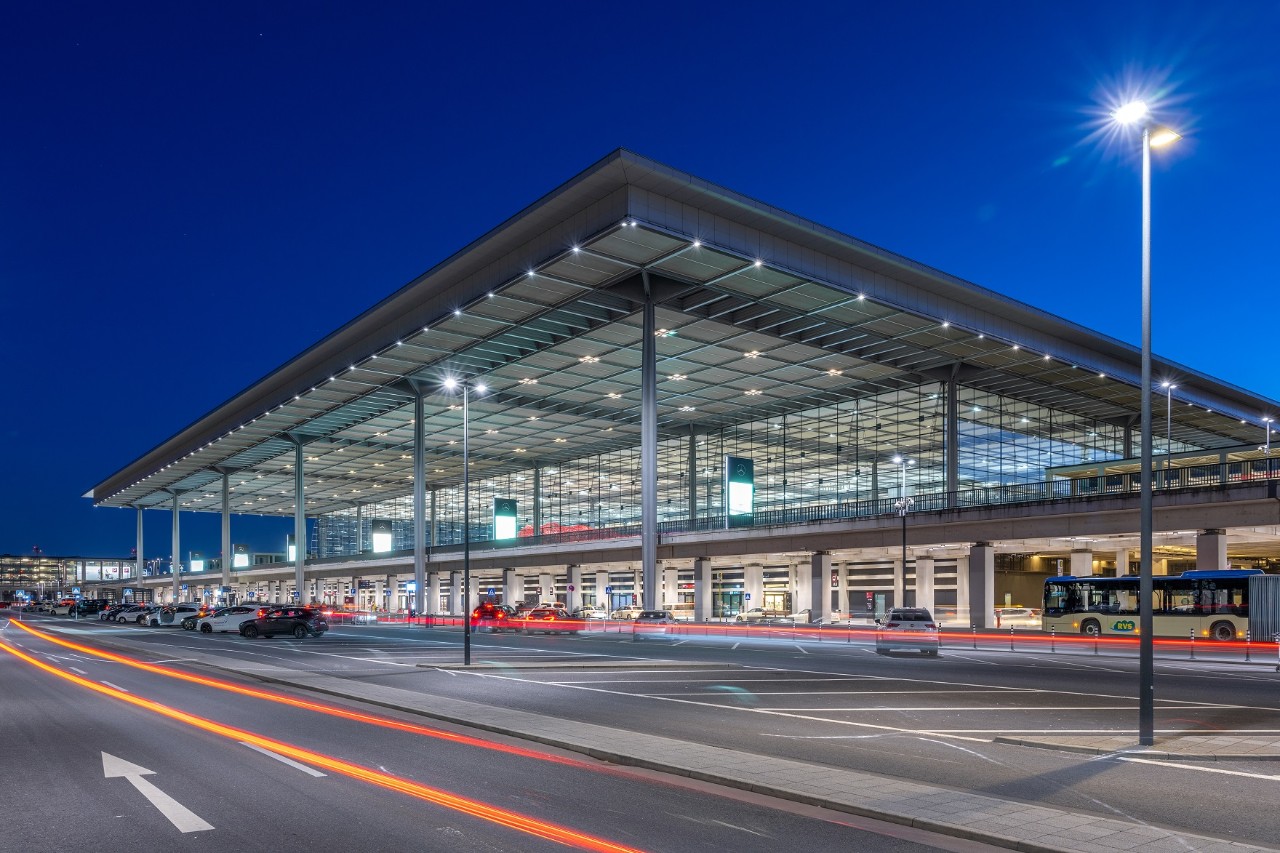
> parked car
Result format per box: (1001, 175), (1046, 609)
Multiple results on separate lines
(610, 607), (643, 620)
(148, 603), (203, 627)
(51, 600), (78, 615)
(570, 606), (608, 620)
(198, 605), (264, 634)
(115, 604), (153, 624)
(470, 602), (519, 633)
(100, 603), (129, 621)
(239, 606), (328, 639)
(632, 610), (677, 639)
(735, 607), (785, 623)
(995, 607), (1041, 628)
(875, 607), (940, 656)
(521, 607), (579, 635)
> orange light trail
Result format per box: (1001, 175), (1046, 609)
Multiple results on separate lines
(8, 619), (587, 768)
(0, 637), (645, 853)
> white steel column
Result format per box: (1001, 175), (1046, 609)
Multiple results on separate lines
(170, 492), (181, 603)
(893, 557), (906, 611)
(662, 566), (678, 608)
(595, 570), (610, 610)
(640, 271), (658, 609)
(413, 388), (426, 615)
(539, 571), (553, 604)
(428, 571), (441, 614)
(293, 440), (306, 603)
(502, 568), (520, 604)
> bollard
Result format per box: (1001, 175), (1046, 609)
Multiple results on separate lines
(1275, 634), (1280, 673)
(1094, 630), (1098, 655)
(1246, 629), (1251, 662)
(1010, 625), (1015, 652)
(972, 625), (977, 650)
(1051, 626), (1056, 653)
(1189, 628), (1195, 661)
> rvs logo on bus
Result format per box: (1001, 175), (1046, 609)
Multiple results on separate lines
(1112, 620), (1136, 632)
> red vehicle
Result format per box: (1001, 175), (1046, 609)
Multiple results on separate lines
(520, 607), (580, 635)
(470, 602), (518, 633)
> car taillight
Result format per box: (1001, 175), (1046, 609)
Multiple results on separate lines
(884, 622), (900, 628)
(926, 623), (937, 629)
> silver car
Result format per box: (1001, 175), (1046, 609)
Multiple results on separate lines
(875, 608), (940, 656)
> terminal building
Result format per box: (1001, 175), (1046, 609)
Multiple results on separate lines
(86, 150), (1280, 625)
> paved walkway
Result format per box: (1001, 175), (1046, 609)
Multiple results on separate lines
(30, 623), (1280, 853)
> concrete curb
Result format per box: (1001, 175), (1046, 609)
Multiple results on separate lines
(994, 736), (1280, 761)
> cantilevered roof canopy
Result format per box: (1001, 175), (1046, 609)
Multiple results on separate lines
(88, 150), (1280, 517)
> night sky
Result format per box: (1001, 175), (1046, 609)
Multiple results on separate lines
(3, 2), (1278, 560)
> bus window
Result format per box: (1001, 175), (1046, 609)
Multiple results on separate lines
(1199, 581), (1247, 616)
(1160, 581), (1197, 613)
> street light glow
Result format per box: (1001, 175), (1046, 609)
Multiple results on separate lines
(1149, 127), (1182, 147)
(1112, 99), (1149, 124)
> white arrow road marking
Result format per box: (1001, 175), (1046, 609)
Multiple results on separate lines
(240, 742), (326, 776)
(100, 681), (127, 692)
(102, 752), (213, 833)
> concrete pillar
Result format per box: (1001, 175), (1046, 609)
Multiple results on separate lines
(744, 565), (764, 610)
(467, 573), (479, 611)
(1069, 549), (1094, 577)
(915, 556), (935, 616)
(448, 570), (462, 614)
(1115, 549), (1133, 576)
(807, 552), (832, 622)
(893, 556), (906, 610)
(662, 566), (678, 607)
(595, 570), (610, 610)
(428, 571), (441, 615)
(374, 579), (385, 610)
(1196, 529), (1228, 571)
(566, 565), (582, 612)
(385, 574), (397, 611)
(693, 559), (712, 621)
(967, 543), (996, 629)
(502, 568), (519, 605)
(539, 571), (554, 604)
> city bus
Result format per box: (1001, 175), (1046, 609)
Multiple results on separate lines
(1041, 569), (1261, 641)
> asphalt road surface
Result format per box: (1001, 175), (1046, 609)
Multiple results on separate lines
(9, 614), (1280, 849)
(2, 616), (1007, 853)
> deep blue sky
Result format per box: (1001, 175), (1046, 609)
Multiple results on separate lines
(3, 2), (1277, 559)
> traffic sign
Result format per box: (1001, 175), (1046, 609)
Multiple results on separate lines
(568, 584), (575, 592)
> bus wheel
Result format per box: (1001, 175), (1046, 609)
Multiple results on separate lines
(1210, 621), (1236, 642)
(1080, 619), (1101, 637)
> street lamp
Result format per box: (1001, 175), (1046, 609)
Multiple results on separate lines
(1113, 97), (1181, 747)
(892, 455), (914, 609)
(444, 376), (486, 666)
(1161, 382), (1177, 487)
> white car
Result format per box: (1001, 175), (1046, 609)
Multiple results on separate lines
(147, 603), (202, 627)
(571, 607), (608, 620)
(115, 604), (154, 624)
(610, 607), (643, 620)
(197, 605), (264, 634)
(995, 607), (1041, 628)
(875, 607), (941, 656)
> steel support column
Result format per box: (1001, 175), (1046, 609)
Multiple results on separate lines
(533, 466), (542, 536)
(946, 376), (959, 508)
(220, 471), (231, 600)
(170, 492), (180, 603)
(640, 270), (658, 610)
(135, 506), (144, 583)
(293, 439), (306, 603)
(687, 425), (697, 526)
(413, 388), (426, 616)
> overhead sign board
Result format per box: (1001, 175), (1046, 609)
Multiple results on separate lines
(725, 455), (754, 528)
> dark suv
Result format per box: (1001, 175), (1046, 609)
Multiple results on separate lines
(470, 602), (518, 633)
(239, 606), (328, 639)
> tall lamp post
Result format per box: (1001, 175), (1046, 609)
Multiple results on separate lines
(1161, 382), (1177, 487)
(892, 455), (914, 607)
(1113, 99), (1181, 746)
(444, 376), (486, 666)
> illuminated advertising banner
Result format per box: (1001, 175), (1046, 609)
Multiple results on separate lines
(493, 498), (517, 540)
(232, 544), (250, 568)
(189, 551), (204, 573)
(371, 519), (394, 553)
(724, 455), (754, 528)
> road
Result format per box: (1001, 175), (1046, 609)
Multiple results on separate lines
(1, 616), (1010, 853)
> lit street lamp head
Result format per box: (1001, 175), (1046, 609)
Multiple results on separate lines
(1112, 99), (1149, 125)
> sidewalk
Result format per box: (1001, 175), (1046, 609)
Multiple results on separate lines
(32, 623), (1280, 853)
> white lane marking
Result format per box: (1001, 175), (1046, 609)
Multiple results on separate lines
(640, 689), (1035, 696)
(69, 667), (87, 675)
(102, 752), (213, 833)
(240, 742), (326, 777)
(733, 706), (1143, 712)
(794, 645), (809, 655)
(1117, 756), (1280, 781)
(915, 737), (1008, 766)
(100, 681), (128, 692)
